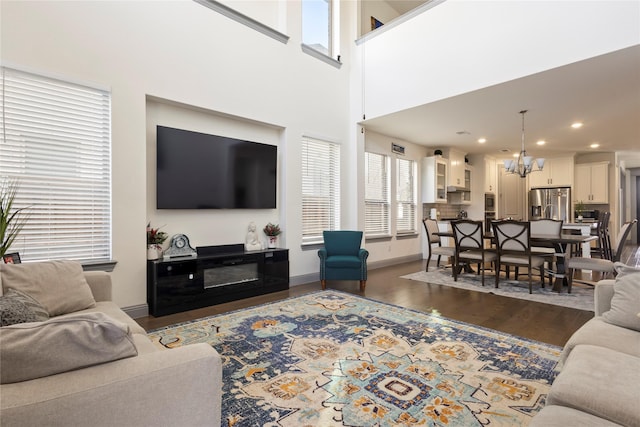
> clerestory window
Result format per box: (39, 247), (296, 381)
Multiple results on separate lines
(302, 0), (332, 57)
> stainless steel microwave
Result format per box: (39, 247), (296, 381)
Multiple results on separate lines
(485, 193), (496, 212)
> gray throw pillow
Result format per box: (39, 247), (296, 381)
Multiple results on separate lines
(0, 288), (49, 326)
(0, 260), (96, 316)
(602, 270), (640, 332)
(0, 312), (138, 384)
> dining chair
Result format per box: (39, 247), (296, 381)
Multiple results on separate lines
(530, 218), (563, 285)
(451, 220), (496, 286)
(318, 230), (369, 291)
(571, 212), (611, 259)
(596, 211), (612, 260)
(566, 219), (637, 292)
(422, 218), (455, 272)
(492, 220), (546, 294)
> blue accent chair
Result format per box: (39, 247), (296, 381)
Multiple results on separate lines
(318, 230), (369, 291)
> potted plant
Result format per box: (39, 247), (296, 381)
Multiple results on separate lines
(1, 179), (28, 258)
(575, 200), (585, 222)
(147, 222), (168, 260)
(263, 223), (281, 249)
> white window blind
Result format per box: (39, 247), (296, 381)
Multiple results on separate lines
(365, 152), (390, 237)
(396, 158), (417, 235)
(0, 67), (112, 262)
(301, 136), (340, 244)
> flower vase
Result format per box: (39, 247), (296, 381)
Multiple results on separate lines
(268, 236), (277, 249)
(147, 244), (162, 260)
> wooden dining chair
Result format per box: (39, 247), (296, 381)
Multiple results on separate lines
(492, 220), (546, 294)
(451, 220), (496, 286)
(422, 218), (455, 272)
(567, 219), (637, 292)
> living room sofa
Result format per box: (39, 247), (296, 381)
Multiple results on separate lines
(0, 261), (222, 427)
(531, 263), (640, 427)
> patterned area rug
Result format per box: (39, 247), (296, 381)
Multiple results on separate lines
(401, 269), (594, 311)
(148, 291), (561, 426)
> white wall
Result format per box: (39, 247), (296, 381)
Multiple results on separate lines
(362, 0), (640, 120)
(1, 0), (356, 308)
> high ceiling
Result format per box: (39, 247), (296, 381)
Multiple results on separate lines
(363, 14), (640, 167)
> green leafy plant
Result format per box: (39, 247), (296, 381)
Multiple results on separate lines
(575, 200), (585, 216)
(147, 222), (168, 245)
(263, 222), (281, 237)
(0, 179), (29, 257)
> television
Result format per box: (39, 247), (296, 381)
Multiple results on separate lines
(156, 125), (277, 209)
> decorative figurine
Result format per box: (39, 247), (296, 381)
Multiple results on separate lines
(245, 222), (263, 251)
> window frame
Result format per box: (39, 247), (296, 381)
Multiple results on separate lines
(301, 135), (341, 246)
(0, 66), (112, 263)
(396, 157), (417, 236)
(364, 151), (391, 239)
(301, 0), (341, 67)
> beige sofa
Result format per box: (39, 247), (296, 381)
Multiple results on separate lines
(531, 265), (640, 427)
(0, 262), (222, 427)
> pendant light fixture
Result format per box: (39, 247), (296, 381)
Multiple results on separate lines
(503, 110), (545, 178)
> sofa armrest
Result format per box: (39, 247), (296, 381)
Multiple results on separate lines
(1, 343), (222, 426)
(318, 248), (328, 261)
(594, 279), (615, 316)
(83, 271), (112, 302)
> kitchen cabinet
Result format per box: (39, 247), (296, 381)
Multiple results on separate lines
(447, 149), (466, 189)
(462, 166), (472, 204)
(528, 157), (574, 188)
(422, 156), (447, 203)
(485, 158), (497, 193)
(574, 162), (609, 204)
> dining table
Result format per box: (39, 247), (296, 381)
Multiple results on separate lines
(432, 230), (597, 292)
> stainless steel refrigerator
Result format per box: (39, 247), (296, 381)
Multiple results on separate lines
(529, 187), (571, 221)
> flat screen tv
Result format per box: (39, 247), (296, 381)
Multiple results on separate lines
(156, 125), (277, 209)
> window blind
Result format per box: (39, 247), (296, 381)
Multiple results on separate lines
(364, 152), (390, 237)
(396, 158), (417, 234)
(0, 67), (112, 262)
(301, 136), (340, 244)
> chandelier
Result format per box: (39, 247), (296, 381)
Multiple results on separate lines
(503, 110), (545, 178)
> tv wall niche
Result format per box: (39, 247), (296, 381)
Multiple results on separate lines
(156, 125), (277, 209)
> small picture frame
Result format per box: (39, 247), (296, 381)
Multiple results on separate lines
(3, 252), (21, 264)
(371, 16), (383, 31)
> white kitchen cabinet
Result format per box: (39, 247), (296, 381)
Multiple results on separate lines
(528, 157), (574, 188)
(422, 156), (447, 203)
(574, 162), (609, 204)
(462, 166), (472, 204)
(485, 158), (497, 193)
(447, 149), (466, 189)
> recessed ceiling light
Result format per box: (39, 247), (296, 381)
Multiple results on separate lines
(590, 143), (600, 149)
(478, 138), (486, 143)
(536, 140), (546, 146)
(513, 153), (519, 158)
(571, 122), (583, 129)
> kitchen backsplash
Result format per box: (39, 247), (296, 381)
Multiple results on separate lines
(422, 203), (465, 220)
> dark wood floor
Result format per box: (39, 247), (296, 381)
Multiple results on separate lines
(136, 244), (640, 347)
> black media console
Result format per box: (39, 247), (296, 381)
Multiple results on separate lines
(147, 244), (289, 317)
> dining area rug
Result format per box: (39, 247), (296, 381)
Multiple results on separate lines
(148, 290), (560, 426)
(401, 269), (594, 311)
